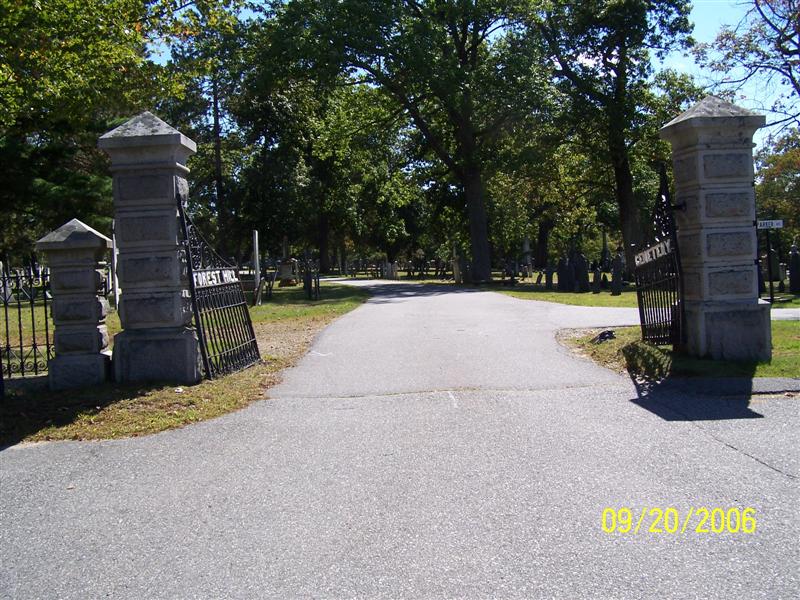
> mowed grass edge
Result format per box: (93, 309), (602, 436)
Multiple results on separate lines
(561, 321), (800, 380)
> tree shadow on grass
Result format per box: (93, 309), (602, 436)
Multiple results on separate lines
(621, 343), (762, 421)
(0, 378), (168, 450)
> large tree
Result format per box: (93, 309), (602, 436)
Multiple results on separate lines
(0, 0), (165, 255)
(232, 59), (423, 269)
(532, 0), (692, 272)
(0, 0), (236, 255)
(157, 0), (249, 256)
(755, 129), (800, 258)
(265, 0), (550, 281)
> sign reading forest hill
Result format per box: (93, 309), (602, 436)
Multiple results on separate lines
(193, 268), (239, 288)
(635, 239), (672, 267)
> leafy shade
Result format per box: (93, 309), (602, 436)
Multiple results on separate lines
(533, 0), (693, 272)
(267, 0), (552, 281)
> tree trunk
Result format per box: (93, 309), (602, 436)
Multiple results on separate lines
(535, 219), (553, 268)
(608, 129), (640, 277)
(463, 167), (492, 282)
(318, 209), (330, 273)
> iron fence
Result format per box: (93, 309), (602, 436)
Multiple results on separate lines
(1, 262), (54, 396)
(298, 258), (321, 301)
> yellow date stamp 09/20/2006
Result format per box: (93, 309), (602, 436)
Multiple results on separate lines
(601, 507), (757, 535)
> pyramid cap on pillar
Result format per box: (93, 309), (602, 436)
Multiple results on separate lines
(98, 111), (197, 152)
(660, 96), (765, 141)
(36, 219), (112, 252)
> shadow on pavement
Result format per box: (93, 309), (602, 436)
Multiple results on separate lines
(629, 375), (763, 421)
(0, 380), (167, 450)
(357, 283), (484, 303)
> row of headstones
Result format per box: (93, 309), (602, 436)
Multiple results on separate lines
(349, 259), (448, 279)
(0, 263), (51, 303)
(760, 244), (800, 294)
(553, 250), (625, 295)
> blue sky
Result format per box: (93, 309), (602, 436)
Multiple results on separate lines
(661, 1), (786, 146)
(661, 0), (748, 87)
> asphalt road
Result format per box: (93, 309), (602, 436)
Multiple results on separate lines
(1, 282), (798, 599)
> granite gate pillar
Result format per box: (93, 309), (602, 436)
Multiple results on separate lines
(99, 112), (202, 383)
(660, 96), (771, 361)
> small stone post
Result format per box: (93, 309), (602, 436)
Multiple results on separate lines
(252, 230), (261, 284)
(36, 219), (112, 390)
(660, 96), (770, 361)
(98, 112), (202, 383)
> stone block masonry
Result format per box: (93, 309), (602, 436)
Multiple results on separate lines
(660, 96), (770, 361)
(36, 219), (112, 390)
(98, 112), (202, 383)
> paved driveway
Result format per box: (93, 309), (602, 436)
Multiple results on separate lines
(1, 282), (797, 599)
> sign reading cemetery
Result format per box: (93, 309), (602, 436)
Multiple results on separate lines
(635, 239), (672, 267)
(757, 220), (783, 230)
(193, 268), (239, 288)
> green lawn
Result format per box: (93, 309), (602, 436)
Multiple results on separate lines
(249, 282), (369, 323)
(498, 284), (639, 307)
(565, 321), (800, 380)
(767, 292), (800, 308)
(1, 302), (121, 349)
(500, 284), (798, 309)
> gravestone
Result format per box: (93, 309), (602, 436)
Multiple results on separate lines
(660, 96), (770, 361)
(36, 220), (112, 390)
(761, 246), (780, 281)
(545, 263), (554, 290)
(567, 253), (578, 292)
(98, 112), (202, 383)
(279, 236), (296, 286)
(600, 229), (611, 271)
(577, 253), (590, 292)
(788, 243), (800, 294)
(592, 267), (602, 294)
(556, 256), (570, 292)
(611, 252), (623, 296)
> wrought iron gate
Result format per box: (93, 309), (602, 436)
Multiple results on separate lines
(177, 196), (260, 379)
(633, 166), (686, 350)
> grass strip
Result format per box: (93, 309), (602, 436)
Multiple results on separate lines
(562, 321), (799, 380)
(1, 284), (368, 446)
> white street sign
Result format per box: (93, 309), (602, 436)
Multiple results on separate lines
(757, 220), (783, 230)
